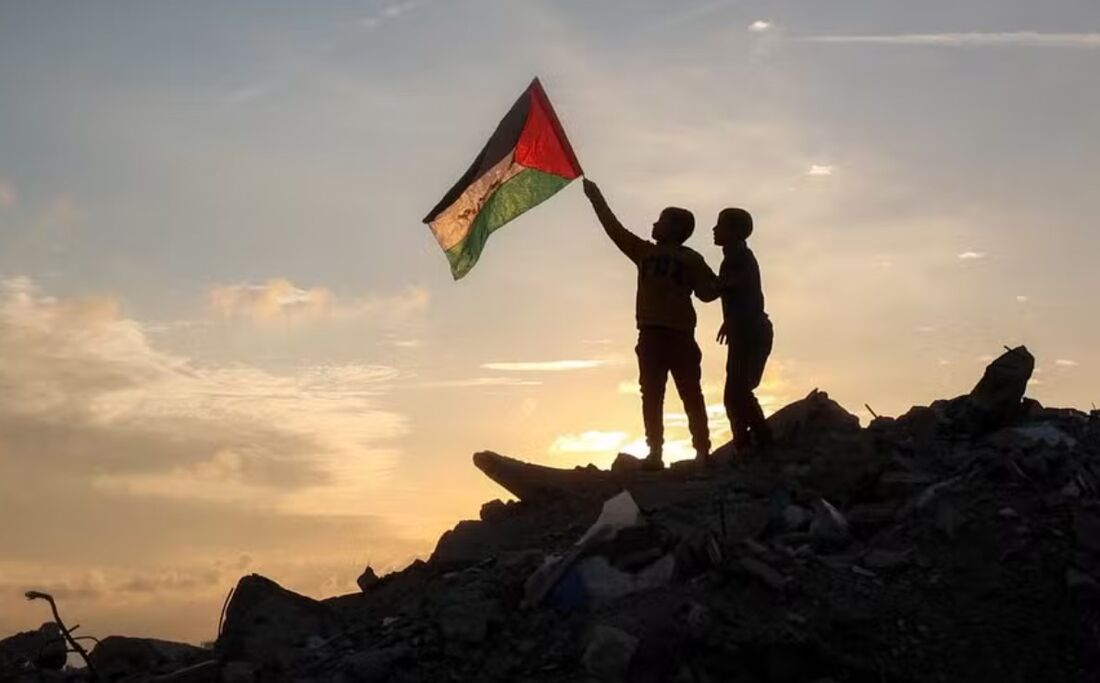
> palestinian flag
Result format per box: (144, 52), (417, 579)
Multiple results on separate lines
(423, 78), (583, 280)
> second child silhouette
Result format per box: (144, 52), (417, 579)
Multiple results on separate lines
(712, 208), (773, 453)
(583, 178), (719, 470)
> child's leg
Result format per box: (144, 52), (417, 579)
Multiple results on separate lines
(745, 320), (775, 444)
(636, 329), (670, 458)
(669, 335), (710, 457)
(725, 343), (752, 448)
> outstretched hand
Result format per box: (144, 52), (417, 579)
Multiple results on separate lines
(716, 322), (728, 345)
(582, 178), (601, 200)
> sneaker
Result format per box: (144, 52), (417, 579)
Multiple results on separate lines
(641, 452), (664, 471)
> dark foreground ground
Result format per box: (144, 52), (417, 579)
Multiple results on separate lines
(3, 347), (1099, 682)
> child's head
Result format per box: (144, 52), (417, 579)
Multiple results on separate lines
(713, 208), (753, 246)
(651, 207), (695, 244)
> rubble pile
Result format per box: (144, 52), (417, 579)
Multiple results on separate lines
(4, 346), (1099, 682)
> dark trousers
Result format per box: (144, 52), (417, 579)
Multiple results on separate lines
(636, 327), (710, 457)
(725, 317), (774, 445)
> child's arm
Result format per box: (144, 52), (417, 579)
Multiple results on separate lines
(692, 255), (720, 302)
(582, 179), (646, 262)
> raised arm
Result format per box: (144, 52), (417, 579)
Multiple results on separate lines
(582, 178), (647, 262)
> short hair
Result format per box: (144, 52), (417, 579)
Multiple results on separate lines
(719, 207), (753, 240)
(660, 206), (695, 243)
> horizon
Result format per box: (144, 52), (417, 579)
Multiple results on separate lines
(2, 0), (1098, 643)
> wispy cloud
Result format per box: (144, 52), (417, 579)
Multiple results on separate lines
(481, 360), (607, 372)
(749, 20), (773, 33)
(208, 278), (429, 323)
(1055, 359), (1080, 367)
(1015, 295), (1030, 303)
(957, 251), (986, 260)
(805, 32), (1100, 48)
(808, 164), (835, 176)
(549, 430), (629, 454)
(0, 180), (15, 209)
(361, 1), (423, 29)
(420, 377), (542, 389)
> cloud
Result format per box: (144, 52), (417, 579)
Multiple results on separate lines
(1015, 295), (1029, 303)
(481, 360), (607, 372)
(1055, 359), (1079, 367)
(208, 278), (428, 323)
(419, 377), (542, 388)
(957, 251), (986, 260)
(549, 430), (630, 454)
(805, 32), (1100, 48)
(0, 276), (408, 514)
(0, 180), (15, 208)
(749, 20), (772, 33)
(361, 1), (423, 29)
(617, 379), (640, 395)
(807, 164), (835, 176)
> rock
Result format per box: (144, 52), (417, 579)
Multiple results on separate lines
(934, 501), (965, 540)
(738, 556), (789, 591)
(782, 504), (812, 531)
(343, 645), (412, 682)
(0, 623), (66, 672)
(967, 345), (1035, 429)
(88, 636), (211, 680)
(1073, 510), (1100, 554)
(680, 601), (713, 642)
(611, 452), (645, 473)
(147, 660), (218, 682)
(479, 498), (510, 522)
(438, 599), (502, 644)
(431, 519), (495, 566)
(220, 661), (256, 683)
(356, 566), (379, 593)
(1013, 423), (1077, 448)
(582, 625), (638, 680)
(862, 549), (911, 572)
(215, 574), (344, 665)
(767, 389), (861, 444)
(1066, 567), (1100, 594)
(810, 498), (850, 548)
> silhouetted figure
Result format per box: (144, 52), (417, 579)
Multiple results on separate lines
(713, 208), (773, 452)
(583, 179), (718, 469)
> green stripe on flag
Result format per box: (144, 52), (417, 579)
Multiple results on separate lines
(445, 167), (569, 279)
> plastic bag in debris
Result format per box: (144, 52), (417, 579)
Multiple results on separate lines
(524, 491), (643, 608)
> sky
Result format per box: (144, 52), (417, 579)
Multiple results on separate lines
(2, 0), (1098, 643)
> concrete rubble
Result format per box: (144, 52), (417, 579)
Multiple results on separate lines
(4, 346), (1099, 681)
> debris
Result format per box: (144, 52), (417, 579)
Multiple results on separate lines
(216, 574), (344, 666)
(738, 556), (789, 591)
(1013, 423), (1078, 448)
(934, 501), (965, 540)
(0, 623), (65, 672)
(862, 549), (911, 572)
(767, 389), (861, 444)
(356, 566), (380, 593)
(1066, 567), (1100, 594)
(810, 498), (850, 548)
(1073, 510), (1100, 554)
(968, 345), (1035, 428)
(582, 625), (638, 680)
(343, 645), (412, 683)
(611, 452), (645, 474)
(89, 636), (211, 681)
